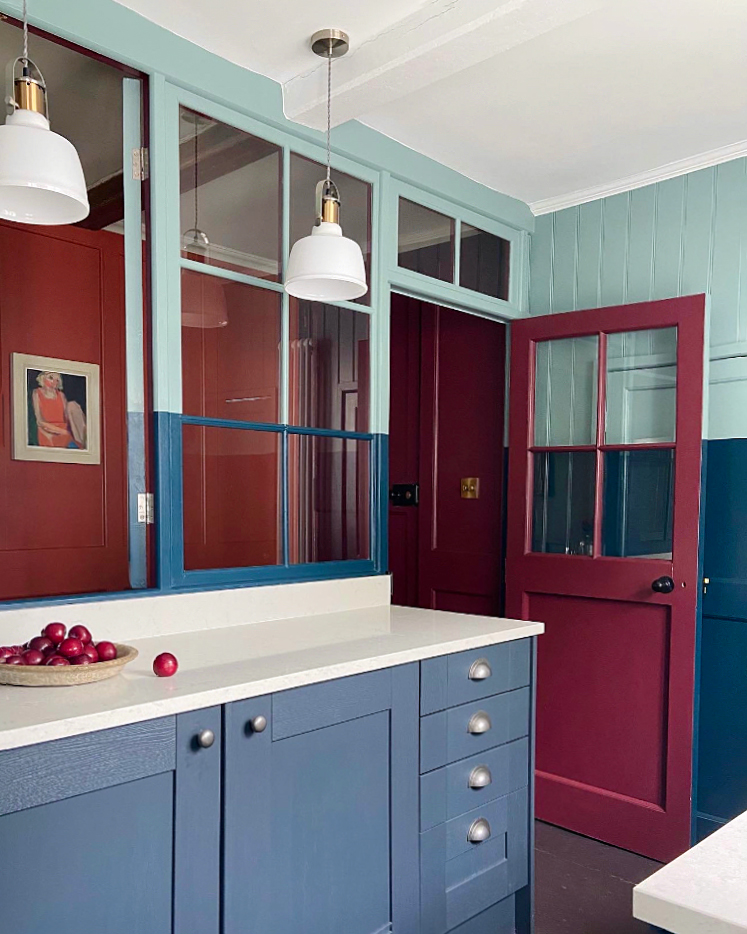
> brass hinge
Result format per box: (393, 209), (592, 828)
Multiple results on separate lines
(137, 492), (155, 525)
(132, 146), (149, 181)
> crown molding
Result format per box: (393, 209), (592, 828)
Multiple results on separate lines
(529, 138), (747, 216)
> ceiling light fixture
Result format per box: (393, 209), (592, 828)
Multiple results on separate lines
(285, 29), (367, 303)
(0, 0), (89, 225)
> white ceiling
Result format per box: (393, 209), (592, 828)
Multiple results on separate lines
(114, 0), (747, 213)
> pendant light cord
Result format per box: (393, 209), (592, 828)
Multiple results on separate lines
(22, 0), (29, 72)
(326, 45), (332, 183)
(194, 123), (199, 233)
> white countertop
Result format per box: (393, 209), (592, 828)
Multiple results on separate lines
(634, 812), (747, 934)
(0, 605), (542, 752)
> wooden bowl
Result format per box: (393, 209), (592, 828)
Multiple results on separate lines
(0, 644), (138, 687)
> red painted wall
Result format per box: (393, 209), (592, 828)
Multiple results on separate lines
(0, 221), (129, 600)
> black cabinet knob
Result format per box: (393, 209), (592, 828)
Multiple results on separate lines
(652, 576), (675, 594)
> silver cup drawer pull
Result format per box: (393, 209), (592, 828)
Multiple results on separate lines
(468, 658), (492, 681)
(468, 765), (493, 789)
(467, 818), (491, 844)
(467, 711), (492, 734)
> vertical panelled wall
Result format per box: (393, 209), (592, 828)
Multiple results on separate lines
(528, 159), (747, 840)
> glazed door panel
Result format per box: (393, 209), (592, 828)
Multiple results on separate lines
(506, 295), (705, 861)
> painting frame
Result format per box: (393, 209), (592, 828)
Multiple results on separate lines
(12, 353), (101, 465)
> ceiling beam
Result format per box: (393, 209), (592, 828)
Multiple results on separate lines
(284, 0), (609, 130)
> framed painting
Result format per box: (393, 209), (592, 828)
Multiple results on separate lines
(12, 353), (101, 465)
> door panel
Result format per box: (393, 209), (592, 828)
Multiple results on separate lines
(0, 773), (174, 934)
(506, 294), (705, 861)
(530, 593), (669, 807)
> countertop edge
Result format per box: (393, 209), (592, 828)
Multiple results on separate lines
(633, 888), (746, 934)
(0, 621), (544, 752)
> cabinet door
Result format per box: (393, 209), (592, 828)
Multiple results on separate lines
(0, 710), (221, 934)
(223, 666), (420, 934)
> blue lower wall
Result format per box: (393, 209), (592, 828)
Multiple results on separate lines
(696, 438), (747, 837)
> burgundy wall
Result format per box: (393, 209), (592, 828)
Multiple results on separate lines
(0, 221), (129, 600)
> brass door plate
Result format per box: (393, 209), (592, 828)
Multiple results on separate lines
(461, 478), (479, 499)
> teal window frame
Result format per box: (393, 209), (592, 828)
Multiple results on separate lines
(389, 178), (529, 320)
(154, 85), (382, 590)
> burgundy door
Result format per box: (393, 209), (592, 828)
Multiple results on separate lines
(506, 295), (705, 862)
(389, 294), (505, 615)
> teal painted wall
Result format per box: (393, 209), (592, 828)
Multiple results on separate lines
(528, 160), (747, 440)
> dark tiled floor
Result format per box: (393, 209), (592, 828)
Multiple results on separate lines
(535, 821), (662, 934)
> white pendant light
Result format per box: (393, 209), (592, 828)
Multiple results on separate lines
(0, 1), (89, 225)
(285, 29), (367, 303)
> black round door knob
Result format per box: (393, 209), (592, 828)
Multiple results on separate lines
(652, 576), (675, 594)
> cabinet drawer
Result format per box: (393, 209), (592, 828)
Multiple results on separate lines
(420, 737), (529, 831)
(421, 787), (529, 934)
(420, 688), (530, 773)
(421, 640), (531, 714)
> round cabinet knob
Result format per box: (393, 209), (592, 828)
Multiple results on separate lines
(468, 765), (493, 789)
(467, 711), (492, 735)
(652, 576), (675, 594)
(467, 818), (491, 844)
(250, 715), (268, 734)
(197, 729), (215, 749)
(468, 658), (492, 682)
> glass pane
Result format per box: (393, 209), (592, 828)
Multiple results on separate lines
(605, 327), (677, 444)
(180, 106), (281, 281)
(532, 451), (596, 555)
(459, 223), (510, 300)
(183, 425), (282, 570)
(290, 154), (372, 305)
(289, 301), (370, 432)
(603, 449), (674, 558)
(398, 199), (454, 282)
(534, 337), (599, 446)
(289, 435), (370, 563)
(181, 270), (281, 424)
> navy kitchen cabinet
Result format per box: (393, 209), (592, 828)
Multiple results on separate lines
(0, 638), (536, 934)
(0, 707), (222, 934)
(223, 665), (421, 934)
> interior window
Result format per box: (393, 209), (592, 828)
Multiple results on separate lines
(397, 198), (454, 283)
(180, 107), (281, 281)
(459, 222), (510, 300)
(0, 21), (150, 600)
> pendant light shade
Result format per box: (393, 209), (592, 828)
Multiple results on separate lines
(286, 220), (367, 302)
(284, 29), (368, 303)
(0, 7), (89, 228)
(0, 108), (89, 225)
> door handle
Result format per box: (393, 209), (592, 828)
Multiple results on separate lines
(652, 576), (675, 594)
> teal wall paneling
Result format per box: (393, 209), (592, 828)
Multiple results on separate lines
(528, 159), (747, 441)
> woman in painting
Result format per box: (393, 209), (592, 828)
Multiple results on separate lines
(32, 371), (86, 449)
